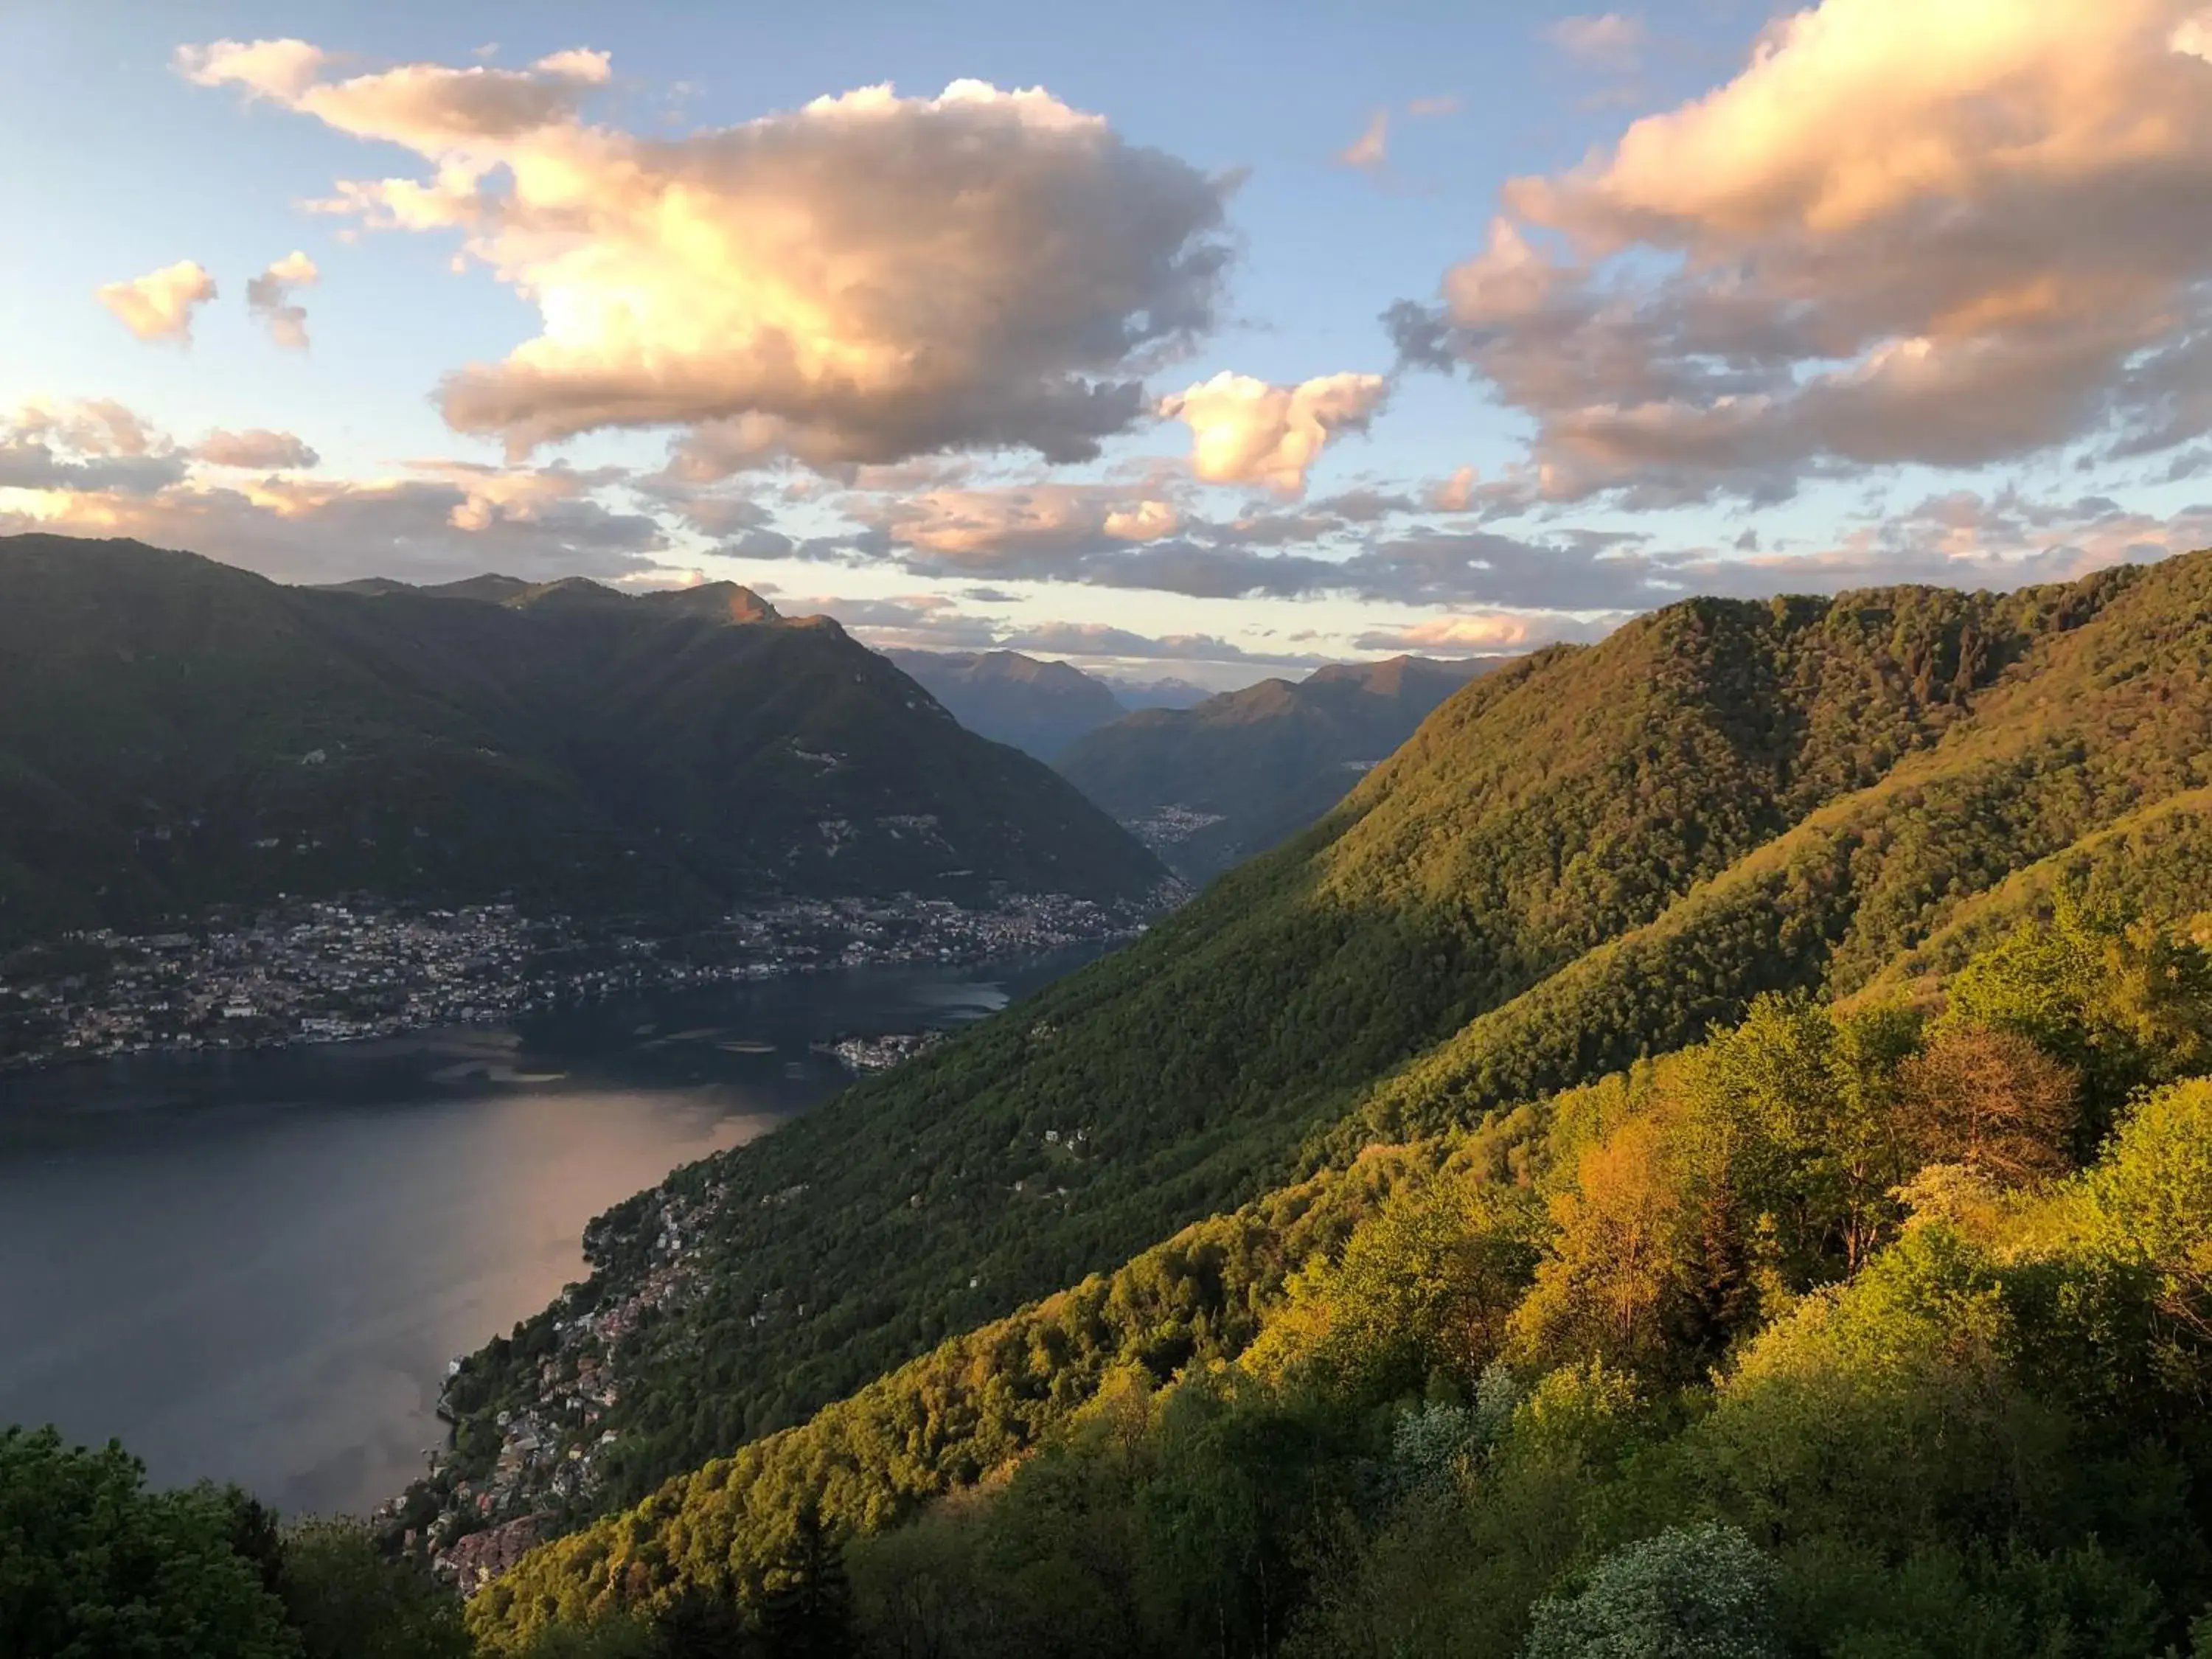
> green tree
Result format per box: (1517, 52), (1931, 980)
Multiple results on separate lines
(277, 1519), (470, 1659)
(758, 1509), (852, 1659)
(1523, 1523), (1779, 1659)
(0, 1425), (296, 1659)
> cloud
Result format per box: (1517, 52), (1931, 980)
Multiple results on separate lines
(810, 592), (1009, 651)
(4, 472), (667, 586)
(1337, 109), (1388, 172)
(1354, 611), (1604, 653)
(0, 403), (188, 495)
(1545, 13), (1647, 69)
(1160, 370), (1390, 496)
(1397, 0), (2212, 505)
(847, 483), (1189, 577)
(246, 251), (319, 349)
(97, 260), (218, 343)
(1001, 620), (1335, 669)
(1335, 97), (1455, 183)
(1429, 465), (1477, 512)
(192, 428), (321, 470)
(183, 41), (1236, 469)
(1, 403), (664, 585)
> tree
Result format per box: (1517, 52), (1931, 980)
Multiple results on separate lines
(0, 1426), (296, 1659)
(758, 1509), (853, 1659)
(1511, 1116), (1691, 1375)
(1523, 1523), (1780, 1659)
(277, 1518), (471, 1659)
(649, 1588), (754, 1659)
(1943, 905), (2212, 1135)
(1897, 1023), (2079, 1187)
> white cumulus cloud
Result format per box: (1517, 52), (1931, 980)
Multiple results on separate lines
(1161, 371), (1390, 497)
(1396, 0), (2212, 506)
(97, 260), (218, 344)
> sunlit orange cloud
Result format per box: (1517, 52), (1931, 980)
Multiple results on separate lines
(180, 41), (1235, 470)
(873, 485), (1185, 566)
(1403, 0), (2212, 504)
(192, 429), (320, 470)
(96, 260), (218, 343)
(1160, 372), (1390, 498)
(1377, 613), (1550, 648)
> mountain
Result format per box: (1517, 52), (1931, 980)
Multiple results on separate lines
(1108, 675), (1216, 710)
(0, 535), (1166, 945)
(1055, 654), (1506, 880)
(423, 552), (2212, 1615)
(881, 650), (1128, 760)
(436, 550), (2212, 1649)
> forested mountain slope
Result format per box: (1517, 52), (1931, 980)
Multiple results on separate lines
(468, 888), (2212, 1658)
(0, 535), (1166, 942)
(423, 554), (2212, 1574)
(1055, 655), (1500, 880)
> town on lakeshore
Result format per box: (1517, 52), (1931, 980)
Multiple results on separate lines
(0, 891), (1166, 1074)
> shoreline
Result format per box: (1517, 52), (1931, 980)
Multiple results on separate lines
(0, 891), (1172, 1079)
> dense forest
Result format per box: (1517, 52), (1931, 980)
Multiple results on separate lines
(427, 555), (2211, 1541)
(16, 899), (2212, 1657)
(14, 554), (2212, 1658)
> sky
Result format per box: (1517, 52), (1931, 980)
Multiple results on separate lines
(7, 0), (2212, 690)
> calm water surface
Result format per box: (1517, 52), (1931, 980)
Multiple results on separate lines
(0, 950), (1096, 1517)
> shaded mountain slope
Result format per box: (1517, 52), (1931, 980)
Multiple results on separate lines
(0, 536), (1166, 943)
(883, 650), (1129, 761)
(1055, 655), (1506, 880)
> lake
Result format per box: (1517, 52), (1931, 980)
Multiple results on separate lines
(0, 950), (1097, 1518)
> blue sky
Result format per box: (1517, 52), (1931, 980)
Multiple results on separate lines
(6, 0), (2211, 688)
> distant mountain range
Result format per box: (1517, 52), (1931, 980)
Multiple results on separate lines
(1102, 674), (1214, 711)
(883, 649), (1129, 761)
(883, 650), (1284, 761)
(0, 536), (1166, 945)
(1054, 654), (1506, 880)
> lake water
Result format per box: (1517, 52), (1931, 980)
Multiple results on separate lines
(0, 950), (1096, 1517)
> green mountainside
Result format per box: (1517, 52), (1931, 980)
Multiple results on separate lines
(417, 554), (2212, 1606)
(15, 550), (2212, 1659)
(883, 650), (1130, 761)
(0, 535), (1166, 944)
(1055, 655), (1504, 880)
(20, 896), (2212, 1659)
(466, 900), (2212, 1658)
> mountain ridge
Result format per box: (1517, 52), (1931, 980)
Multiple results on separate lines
(416, 554), (2212, 1603)
(883, 649), (1130, 761)
(0, 535), (1167, 944)
(445, 552), (2212, 1653)
(1051, 653), (1509, 880)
